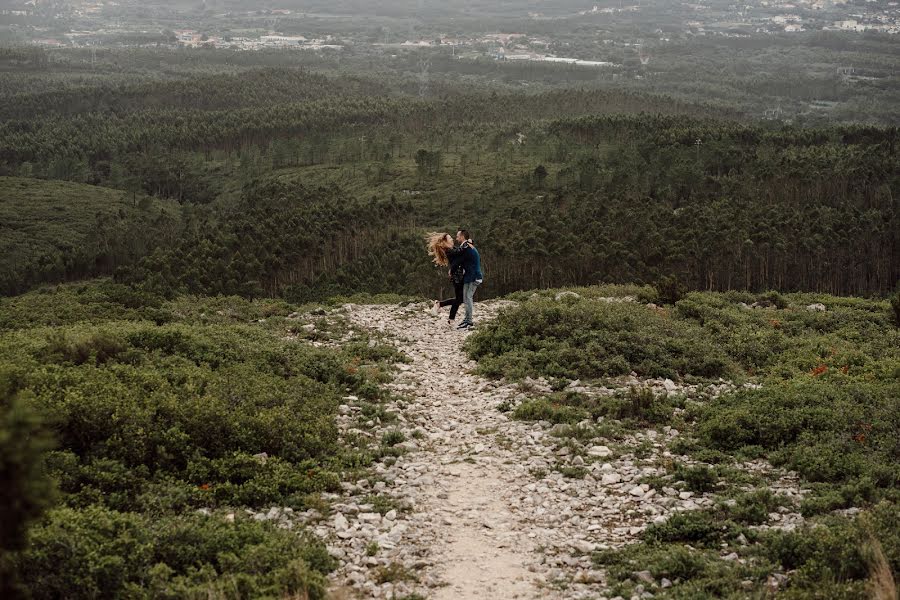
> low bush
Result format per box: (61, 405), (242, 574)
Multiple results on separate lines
(0, 282), (402, 596)
(696, 378), (900, 503)
(467, 298), (734, 380)
(603, 502), (898, 599)
(513, 397), (588, 424)
(643, 511), (746, 547)
(758, 502), (898, 596)
(10, 505), (333, 600)
(511, 387), (677, 429)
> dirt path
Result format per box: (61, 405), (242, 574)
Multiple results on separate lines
(314, 301), (808, 600)
(347, 302), (543, 599)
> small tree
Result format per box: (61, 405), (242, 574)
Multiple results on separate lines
(890, 287), (900, 327)
(533, 164), (548, 188)
(0, 388), (55, 554)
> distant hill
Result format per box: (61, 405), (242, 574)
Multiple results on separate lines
(0, 177), (179, 295)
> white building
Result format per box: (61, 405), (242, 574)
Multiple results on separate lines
(260, 35), (307, 46)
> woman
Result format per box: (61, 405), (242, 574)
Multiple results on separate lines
(426, 232), (465, 326)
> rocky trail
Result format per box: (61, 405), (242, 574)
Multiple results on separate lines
(298, 301), (808, 600)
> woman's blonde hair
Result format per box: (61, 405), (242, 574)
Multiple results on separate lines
(425, 232), (452, 266)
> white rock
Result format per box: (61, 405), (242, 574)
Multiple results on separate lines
(555, 291), (581, 301)
(601, 473), (622, 485)
(571, 539), (596, 553)
(358, 512), (382, 524)
(588, 445), (612, 458)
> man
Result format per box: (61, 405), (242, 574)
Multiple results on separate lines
(456, 229), (483, 330)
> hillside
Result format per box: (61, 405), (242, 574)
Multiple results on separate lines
(0, 177), (181, 295)
(1, 41), (899, 600)
(1, 282), (897, 598)
(4, 114), (898, 301)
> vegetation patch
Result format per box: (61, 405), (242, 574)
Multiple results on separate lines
(467, 298), (734, 380)
(0, 284), (402, 597)
(596, 502), (898, 599)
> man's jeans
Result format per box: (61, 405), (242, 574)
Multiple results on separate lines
(463, 280), (481, 323)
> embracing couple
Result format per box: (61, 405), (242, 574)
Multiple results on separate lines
(426, 229), (484, 330)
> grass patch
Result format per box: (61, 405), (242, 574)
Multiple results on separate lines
(511, 387), (678, 429)
(373, 562), (418, 584)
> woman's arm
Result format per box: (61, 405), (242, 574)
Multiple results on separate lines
(447, 246), (466, 270)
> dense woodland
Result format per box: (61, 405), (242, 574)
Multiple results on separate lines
(0, 46), (898, 302)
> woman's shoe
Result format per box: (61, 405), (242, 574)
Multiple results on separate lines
(432, 300), (441, 315)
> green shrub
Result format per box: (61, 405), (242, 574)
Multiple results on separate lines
(726, 489), (782, 525)
(674, 291), (899, 377)
(512, 398), (588, 424)
(381, 429), (406, 447)
(676, 464), (718, 493)
(467, 298), (734, 380)
(643, 511), (744, 547)
(604, 386), (677, 425)
(654, 275), (687, 306)
(697, 378), (900, 500)
(888, 287), (900, 327)
(12, 505), (333, 600)
(43, 330), (130, 365)
(0, 383), (56, 595)
(505, 284), (656, 302)
(759, 503), (898, 597)
(0, 284), (399, 596)
(0, 386), (55, 553)
(594, 542), (764, 598)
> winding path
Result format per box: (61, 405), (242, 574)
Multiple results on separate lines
(347, 302), (544, 599)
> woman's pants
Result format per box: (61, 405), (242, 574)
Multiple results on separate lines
(439, 281), (464, 320)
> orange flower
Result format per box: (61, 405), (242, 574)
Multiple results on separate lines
(768, 319), (782, 328)
(199, 483), (210, 491)
(810, 364), (828, 376)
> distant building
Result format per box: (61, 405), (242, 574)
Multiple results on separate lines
(834, 19), (866, 31)
(174, 30), (203, 45)
(260, 35), (307, 46)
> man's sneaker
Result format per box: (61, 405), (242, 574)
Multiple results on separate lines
(432, 300), (441, 315)
(456, 321), (472, 330)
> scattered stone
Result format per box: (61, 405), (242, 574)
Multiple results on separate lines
(632, 570), (655, 584)
(572, 540), (597, 554)
(555, 291), (581, 301)
(588, 445), (612, 458)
